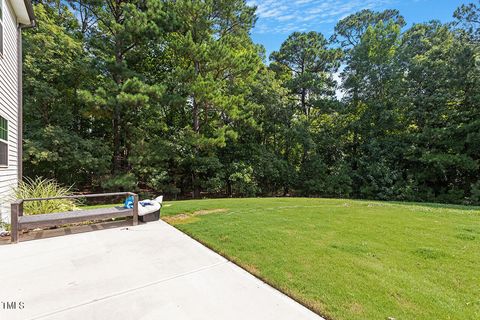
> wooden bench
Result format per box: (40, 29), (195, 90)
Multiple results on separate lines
(10, 192), (138, 244)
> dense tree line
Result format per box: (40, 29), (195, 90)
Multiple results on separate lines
(23, 0), (480, 204)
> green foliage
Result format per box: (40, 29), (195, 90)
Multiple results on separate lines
(470, 181), (480, 203)
(270, 31), (342, 116)
(23, 2), (111, 188)
(23, 126), (110, 187)
(228, 162), (258, 197)
(333, 9), (405, 49)
(14, 177), (78, 215)
(101, 173), (138, 192)
(22, 2), (480, 204)
(454, 0), (480, 42)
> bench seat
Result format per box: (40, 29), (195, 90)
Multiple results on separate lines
(11, 192), (139, 243)
(18, 207), (133, 229)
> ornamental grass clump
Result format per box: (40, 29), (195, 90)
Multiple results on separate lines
(15, 177), (78, 215)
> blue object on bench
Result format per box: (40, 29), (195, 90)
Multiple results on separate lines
(125, 196), (156, 209)
(124, 195), (134, 209)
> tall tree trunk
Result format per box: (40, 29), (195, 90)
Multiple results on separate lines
(73, 88), (81, 133)
(301, 87), (309, 166)
(301, 87), (307, 116)
(351, 86), (360, 197)
(192, 60), (201, 198)
(300, 61), (308, 117)
(192, 61), (201, 133)
(300, 61), (309, 167)
(112, 104), (121, 174)
(112, 45), (123, 174)
(283, 120), (292, 196)
(227, 180), (232, 197)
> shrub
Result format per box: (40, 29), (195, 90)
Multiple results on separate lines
(14, 177), (78, 215)
(101, 173), (138, 192)
(470, 181), (480, 204)
(0, 221), (10, 232)
(228, 162), (258, 197)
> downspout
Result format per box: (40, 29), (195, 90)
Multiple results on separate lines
(16, 1), (35, 183)
(17, 26), (22, 182)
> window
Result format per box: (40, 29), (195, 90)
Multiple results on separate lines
(0, 0), (3, 56)
(0, 116), (7, 167)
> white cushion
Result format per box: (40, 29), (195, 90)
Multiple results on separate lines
(138, 201), (161, 216)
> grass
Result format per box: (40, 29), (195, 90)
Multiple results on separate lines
(161, 198), (480, 320)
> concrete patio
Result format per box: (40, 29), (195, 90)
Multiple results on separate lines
(0, 220), (323, 320)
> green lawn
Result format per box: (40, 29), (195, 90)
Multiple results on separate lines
(161, 198), (480, 320)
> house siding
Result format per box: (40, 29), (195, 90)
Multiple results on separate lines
(0, 0), (19, 225)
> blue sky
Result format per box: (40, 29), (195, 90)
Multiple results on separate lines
(248, 0), (471, 58)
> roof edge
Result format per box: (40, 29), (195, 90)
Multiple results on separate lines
(20, 0), (35, 28)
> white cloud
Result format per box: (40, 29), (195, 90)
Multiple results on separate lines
(248, 0), (394, 35)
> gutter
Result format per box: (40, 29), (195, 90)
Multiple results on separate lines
(20, 0), (36, 28)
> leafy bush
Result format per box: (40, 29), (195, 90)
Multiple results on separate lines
(470, 181), (480, 204)
(228, 162), (258, 197)
(23, 126), (111, 189)
(101, 173), (138, 191)
(0, 221), (10, 232)
(15, 177), (78, 215)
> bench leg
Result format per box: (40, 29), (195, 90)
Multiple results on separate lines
(11, 230), (18, 244)
(132, 194), (139, 226)
(11, 203), (19, 244)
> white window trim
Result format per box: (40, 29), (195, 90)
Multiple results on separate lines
(0, 139), (8, 168)
(0, 115), (8, 168)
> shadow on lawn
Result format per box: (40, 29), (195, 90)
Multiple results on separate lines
(345, 198), (480, 211)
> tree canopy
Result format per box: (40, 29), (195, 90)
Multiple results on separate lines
(22, 1), (480, 204)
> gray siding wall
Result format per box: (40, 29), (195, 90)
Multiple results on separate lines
(0, 0), (19, 224)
